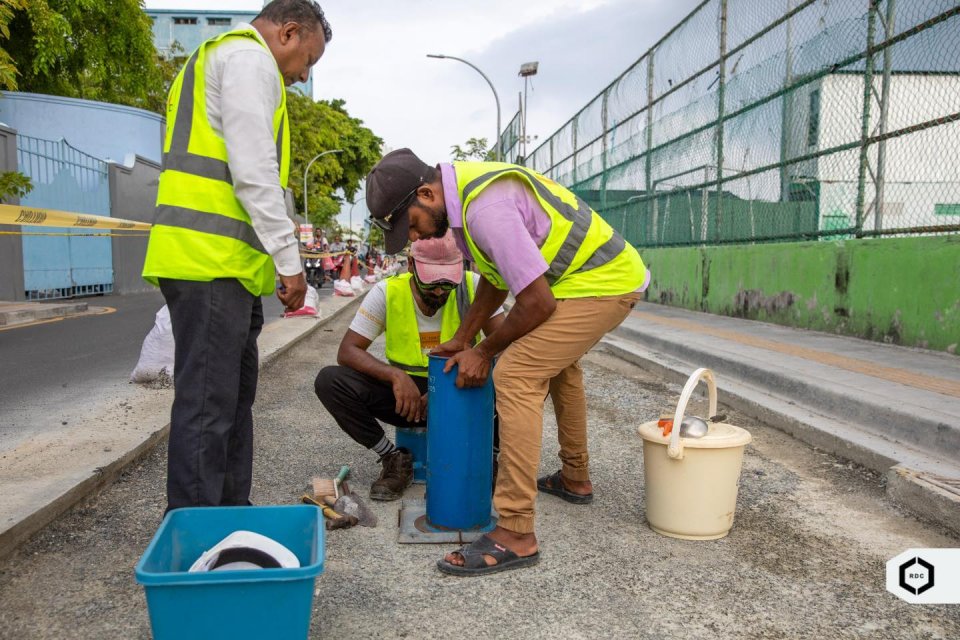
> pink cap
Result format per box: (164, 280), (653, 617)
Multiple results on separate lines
(410, 231), (463, 284)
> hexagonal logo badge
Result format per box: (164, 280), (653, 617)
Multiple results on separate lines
(887, 549), (960, 604)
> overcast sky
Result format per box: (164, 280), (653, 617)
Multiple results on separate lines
(144, 0), (699, 230)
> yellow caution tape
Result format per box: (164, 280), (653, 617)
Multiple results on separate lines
(0, 203), (153, 231)
(299, 249), (352, 258)
(0, 231), (151, 237)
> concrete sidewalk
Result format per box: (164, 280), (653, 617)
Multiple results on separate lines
(602, 301), (960, 535)
(0, 288), (366, 559)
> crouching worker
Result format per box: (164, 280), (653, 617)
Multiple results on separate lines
(314, 231), (504, 500)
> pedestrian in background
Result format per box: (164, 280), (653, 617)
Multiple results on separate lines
(142, 0), (332, 512)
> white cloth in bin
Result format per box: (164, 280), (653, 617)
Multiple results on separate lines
(188, 530), (300, 572)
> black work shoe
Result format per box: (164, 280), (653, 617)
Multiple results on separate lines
(369, 448), (413, 501)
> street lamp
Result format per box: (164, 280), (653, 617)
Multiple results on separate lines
(303, 149), (343, 221)
(518, 61), (538, 161)
(347, 202), (357, 235)
(427, 54), (502, 161)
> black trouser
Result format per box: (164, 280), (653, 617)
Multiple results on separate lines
(159, 278), (262, 511)
(314, 365), (499, 451)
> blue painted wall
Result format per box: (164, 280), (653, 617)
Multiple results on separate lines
(0, 92), (163, 164)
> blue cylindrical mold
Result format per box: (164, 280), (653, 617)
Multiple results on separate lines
(426, 354), (494, 530)
(395, 426), (427, 483)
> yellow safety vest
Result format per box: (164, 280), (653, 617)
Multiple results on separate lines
(454, 161), (646, 299)
(384, 272), (477, 377)
(142, 27), (291, 296)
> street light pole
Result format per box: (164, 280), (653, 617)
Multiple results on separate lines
(347, 199), (365, 239)
(427, 54), (502, 161)
(303, 149), (343, 221)
(518, 61), (538, 162)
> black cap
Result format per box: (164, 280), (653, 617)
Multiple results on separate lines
(365, 148), (432, 254)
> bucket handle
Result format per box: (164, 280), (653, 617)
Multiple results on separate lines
(667, 368), (718, 460)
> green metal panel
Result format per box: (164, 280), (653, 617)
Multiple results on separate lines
(639, 247), (704, 310)
(640, 236), (960, 353)
(702, 241), (840, 331)
(845, 236), (960, 351)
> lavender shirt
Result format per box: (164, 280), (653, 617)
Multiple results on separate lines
(440, 163), (552, 294)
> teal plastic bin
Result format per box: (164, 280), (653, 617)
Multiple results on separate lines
(135, 505), (324, 640)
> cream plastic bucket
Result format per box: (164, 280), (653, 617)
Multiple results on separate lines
(638, 368), (752, 540)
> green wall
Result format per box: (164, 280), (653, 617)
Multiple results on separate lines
(641, 236), (960, 353)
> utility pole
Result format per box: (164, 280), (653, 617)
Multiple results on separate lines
(519, 61), (539, 163)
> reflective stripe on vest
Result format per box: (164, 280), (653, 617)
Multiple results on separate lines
(384, 273), (477, 377)
(454, 162), (645, 298)
(142, 27), (290, 297)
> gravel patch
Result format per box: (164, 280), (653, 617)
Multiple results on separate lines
(1, 314), (958, 639)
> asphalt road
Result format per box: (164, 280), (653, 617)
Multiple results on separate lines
(0, 309), (957, 639)
(0, 286), (319, 451)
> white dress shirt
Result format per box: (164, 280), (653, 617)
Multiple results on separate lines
(202, 23), (302, 276)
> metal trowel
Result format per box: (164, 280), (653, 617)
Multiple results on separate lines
(333, 481), (378, 527)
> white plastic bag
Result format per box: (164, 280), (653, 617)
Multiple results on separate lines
(284, 285), (319, 317)
(333, 279), (355, 297)
(130, 305), (175, 384)
(350, 275), (364, 293)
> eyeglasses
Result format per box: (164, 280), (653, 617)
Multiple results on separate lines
(369, 183), (422, 231)
(412, 268), (458, 292)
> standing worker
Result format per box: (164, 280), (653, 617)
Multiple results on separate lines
(142, 0), (333, 513)
(365, 149), (648, 575)
(314, 232), (504, 500)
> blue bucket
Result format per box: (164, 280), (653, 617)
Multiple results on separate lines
(426, 354), (494, 530)
(395, 426), (427, 483)
(135, 505), (324, 640)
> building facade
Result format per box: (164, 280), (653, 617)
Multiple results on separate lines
(146, 8), (314, 97)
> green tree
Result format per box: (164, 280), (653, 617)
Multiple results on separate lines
(286, 92), (382, 230)
(365, 223), (384, 253)
(4, 0), (169, 111)
(0, 0), (31, 201)
(0, 0), (25, 90)
(0, 170), (31, 201)
(451, 137), (494, 161)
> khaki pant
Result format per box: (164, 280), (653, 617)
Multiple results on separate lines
(492, 292), (640, 534)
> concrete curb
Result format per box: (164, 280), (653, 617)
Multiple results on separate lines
(0, 301), (89, 327)
(612, 322), (960, 456)
(0, 292), (365, 560)
(599, 334), (960, 537)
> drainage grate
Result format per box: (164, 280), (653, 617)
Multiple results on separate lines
(26, 283), (112, 301)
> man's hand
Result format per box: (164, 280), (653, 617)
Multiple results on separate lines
(431, 336), (468, 355)
(277, 271), (307, 311)
(443, 346), (492, 388)
(419, 393), (428, 421)
(392, 371), (425, 423)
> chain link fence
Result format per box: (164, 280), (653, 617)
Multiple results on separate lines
(508, 0), (960, 247)
(496, 110), (523, 163)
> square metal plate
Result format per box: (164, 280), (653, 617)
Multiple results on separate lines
(397, 497), (497, 544)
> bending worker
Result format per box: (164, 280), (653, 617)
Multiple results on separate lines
(314, 231), (504, 501)
(365, 149), (648, 575)
(142, 0), (332, 512)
